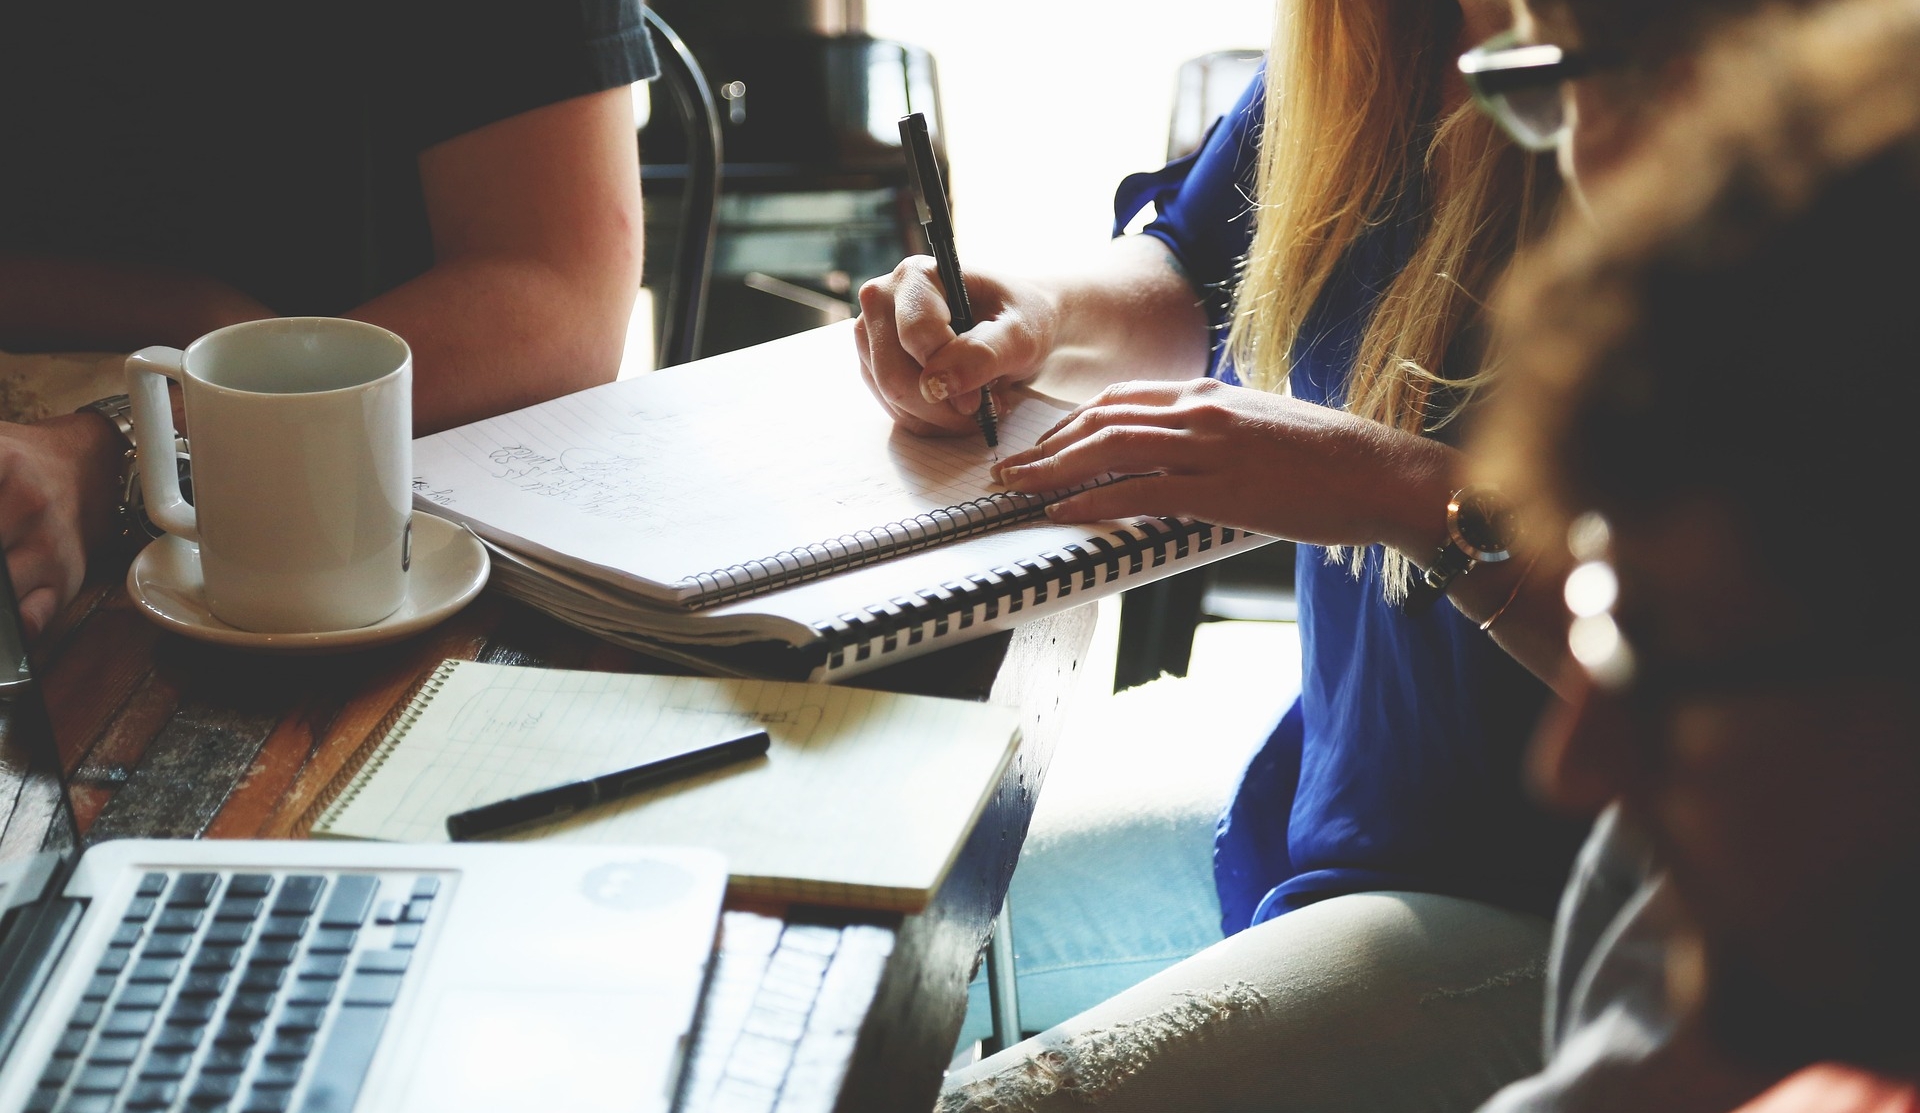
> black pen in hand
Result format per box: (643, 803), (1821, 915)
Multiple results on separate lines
(898, 111), (998, 450)
(445, 728), (772, 841)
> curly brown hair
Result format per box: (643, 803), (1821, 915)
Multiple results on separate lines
(1481, 0), (1920, 598)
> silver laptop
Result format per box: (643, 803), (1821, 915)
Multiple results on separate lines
(0, 565), (726, 1113)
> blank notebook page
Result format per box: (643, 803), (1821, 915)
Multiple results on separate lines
(313, 661), (1022, 910)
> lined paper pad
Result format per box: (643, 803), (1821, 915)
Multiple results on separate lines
(412, 323), (1074, 606)
(311, 661), (1022, 912)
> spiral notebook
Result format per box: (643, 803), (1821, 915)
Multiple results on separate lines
(412, 322), (1271, 679)
(307, 660), (1023, 912)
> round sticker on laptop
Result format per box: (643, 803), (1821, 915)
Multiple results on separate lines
(580, 860), (695, 911)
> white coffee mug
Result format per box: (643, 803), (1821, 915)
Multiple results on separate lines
(127, 317), (413, 633)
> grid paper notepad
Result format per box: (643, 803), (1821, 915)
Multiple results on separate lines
(309, 660), (1023, 912)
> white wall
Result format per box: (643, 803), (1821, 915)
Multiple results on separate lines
(863, 2), (1272, 273)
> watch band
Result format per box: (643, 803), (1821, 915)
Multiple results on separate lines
(75, 394), (189, 553)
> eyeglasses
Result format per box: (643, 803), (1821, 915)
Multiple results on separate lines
(1458, 30), (1595, 152)
(1564, 513), (1918, 714)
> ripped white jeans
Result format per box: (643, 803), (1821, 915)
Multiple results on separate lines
(939, 891), (1551, 1113)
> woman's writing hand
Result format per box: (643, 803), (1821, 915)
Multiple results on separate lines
(991, 378), (1455, 552)
(854, 256), (1058, 437)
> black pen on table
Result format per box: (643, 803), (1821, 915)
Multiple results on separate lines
(898, 111), (999, 450)
(445, 728), (772, 842)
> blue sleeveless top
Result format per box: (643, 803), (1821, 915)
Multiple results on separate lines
(1113, 75), (1582, 933)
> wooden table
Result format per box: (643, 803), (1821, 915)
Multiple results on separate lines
(4, 573), (1098, 1113)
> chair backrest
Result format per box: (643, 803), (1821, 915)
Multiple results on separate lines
(642, 9), (723, 368)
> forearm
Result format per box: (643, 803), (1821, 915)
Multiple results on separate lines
(348, 254), (635, 436)
(0, 253), (273, 352)
(1026, 235), (1212, 401)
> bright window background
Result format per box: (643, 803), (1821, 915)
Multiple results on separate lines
(863, 2), (1272, 273)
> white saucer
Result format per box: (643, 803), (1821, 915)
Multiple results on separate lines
(127, 511), (490, 653)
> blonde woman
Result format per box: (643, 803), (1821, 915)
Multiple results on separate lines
(856, 1), (1595, 1109)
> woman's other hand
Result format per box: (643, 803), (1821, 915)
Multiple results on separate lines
(0, 414), (121, 639)
(854, 256), (1058, 437)
(991, 378), (1455, 552)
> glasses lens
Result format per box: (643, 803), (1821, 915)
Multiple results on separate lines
(1498, 85), (1567, 151)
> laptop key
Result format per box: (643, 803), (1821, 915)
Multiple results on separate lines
(265, 1032), (314, 1060)
(56, 1027), (89, 1055)
(155, 908), (204, 933)
(205, 1043), (253, 1073)
(67, 1001), (103, 1028)
(215, 896), (265, 922)
(151, 1024), (204, 1053)
(226, 993), (275, 1020)
(215, 1018), (266, 1046)
(300, 954), (347, 980)
(227, 874), (274, 898)
(271, 876), (325, 916)
(259, 916), (308, 942)
(118, 983), (168, 1009)
(127, 1079), (180, 1108)
(307, 928), (355, 954)
(88, 1036), (142, 1063)
(138, 1052), (193, 1080)
(355, 950), (410, 974)
(410, 876), (440, 899)
(239, 964), (286, 993)
(62, 1095), (115, 1113)
(38, 1055), (74, 1084)
(82, 974), (116, 1001)
(373, 900), (399, 925)
(319, 875), (379, 928)
(73, 1063), (130, 1092)
(141, 933), (192, 959)
(136, 873), (169, 898)
(251, 941), (298, 965)
(253, 1058), (303, 1087)
(102, 1008), (157, 1037)
(129, 957), (181, 983)
(285, 979), (336, 1007)
(170, 996), (219, 1024)
(181, 971), (230, 997)
(342, 972), (403, 1007)
(193, 946), (242, 972)
(401, 898), (432, 923)
(111, 921), (144, 948)
(94, 948), (131, 975)
(275, 1007), (324, 1033)
(190, 1071), (241, 1104)
(301, 1004), (391, 1113)
(205, 921), (253, 947)
(242, 1088), (293, 1113)
(167, 873), (219, 909)
(25, 1084), (60, 1113)
(388, 923), (421, 949)
(122, 897), (157, 922)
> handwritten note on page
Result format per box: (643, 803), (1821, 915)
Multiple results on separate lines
(312, 661), (1022, 911)
(411, 322), (1074, 605)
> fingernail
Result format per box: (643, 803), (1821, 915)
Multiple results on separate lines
(921, 374), (953, 403)
(1044, 502), (1064, 518)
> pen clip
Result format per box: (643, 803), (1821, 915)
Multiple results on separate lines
(898, 112), (939, 233)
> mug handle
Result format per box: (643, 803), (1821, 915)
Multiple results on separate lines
(125, 346), (197, 542)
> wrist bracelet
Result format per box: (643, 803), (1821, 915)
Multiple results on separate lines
(1478, 555), (1538, 634)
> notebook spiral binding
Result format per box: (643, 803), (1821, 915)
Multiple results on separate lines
(679, 489), (1061, 609)
(807, 517), (1246, 672)
(302, 660), (460, 834)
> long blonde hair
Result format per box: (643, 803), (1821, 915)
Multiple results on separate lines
(1227, 0), (1552, 597)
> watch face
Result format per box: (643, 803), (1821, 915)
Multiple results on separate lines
(1452, 488), (1517, 560)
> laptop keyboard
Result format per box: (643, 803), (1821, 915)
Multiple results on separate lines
(27, 869), (441, 1113)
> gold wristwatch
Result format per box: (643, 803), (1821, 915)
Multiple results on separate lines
(1403, 486), (1517, 614)
(75, 394), (191, 552)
